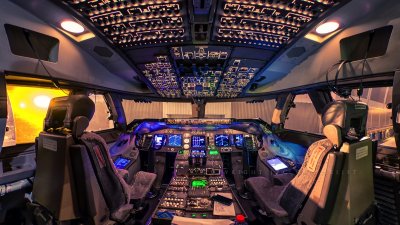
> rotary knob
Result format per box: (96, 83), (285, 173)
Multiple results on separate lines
(200, 199), (209, 206)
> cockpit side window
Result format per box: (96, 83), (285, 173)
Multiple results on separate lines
(2, 84), (68, 146)
(122, 99), (164, 123)
(86, 94), (115, 132)
(285, 94), (322, 134)
(231, 100), (276, 123)
(332, 87), (393, 142)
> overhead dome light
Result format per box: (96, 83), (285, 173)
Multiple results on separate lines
(33, 95), (51, 109)
(60, 20), (84, 34)
(316, 21), (340, 35)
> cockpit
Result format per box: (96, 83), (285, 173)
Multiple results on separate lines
(0, 1), (399, 225)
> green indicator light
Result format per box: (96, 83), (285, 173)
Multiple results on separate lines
(191, 179), (207, 188)
(209, 150), (219, 155)
(192, 214), (196, 218)
(178, 150), (184, 154)
(202, 214), (207, 217)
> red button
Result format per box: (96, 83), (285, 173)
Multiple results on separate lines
(236, 214), (245, 223)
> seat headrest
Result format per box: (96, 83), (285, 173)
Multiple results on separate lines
(322, 100), (368, 141)
(323, 124), (342, 147)
(44, 95), (95, 135)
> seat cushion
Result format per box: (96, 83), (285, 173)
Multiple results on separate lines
(130, 171), (157, 200)
(273, 173), (295, 185)
(246, 177), (288, 218)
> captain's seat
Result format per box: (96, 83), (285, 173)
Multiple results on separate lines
(32, 95), (156, 224)
(245, 100), (374, 225)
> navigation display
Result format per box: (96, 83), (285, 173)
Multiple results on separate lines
(168, 134), (182, 147)
(191, 135), (206, 148)
(215, 134), (229, 147)
(153, 134), (166, 149)
(234, 134), (243, 147)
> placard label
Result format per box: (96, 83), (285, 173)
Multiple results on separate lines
(43, 138), (57, 151)
(356, 146), (368, 160)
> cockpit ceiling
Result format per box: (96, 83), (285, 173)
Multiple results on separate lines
(61, 0), (340, 99)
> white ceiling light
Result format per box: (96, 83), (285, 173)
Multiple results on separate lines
(33, 95), (51, 109)
(316, 21), (340, 35)
(61, 20), (85, 34)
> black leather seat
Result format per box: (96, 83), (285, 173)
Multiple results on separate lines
(245, 100), (369, 224)
(246, 139), (334, 223)
(78, 132), (157, 212)
(33, 95), (156, 224)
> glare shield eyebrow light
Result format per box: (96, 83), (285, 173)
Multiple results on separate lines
(316, 21), (340, 35)
(61, 20), (85, 34)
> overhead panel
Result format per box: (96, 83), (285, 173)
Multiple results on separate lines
(217, 59), (263, 98)
(171, 46), (231, 98)
(65, 0), (189, 48)
(213, 0), (337, 49)
(60, 0), (341, 99)
(138, 55), (181, 98)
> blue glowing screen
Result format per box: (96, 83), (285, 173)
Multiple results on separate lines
(215, 134), (229, 147)
(168, 134), (182, 147)
(267, 158), (288, 171)
(114, 157), (131, 169)
(234, 134), (243, 147)
(153, 134), (166, 149)
(192, 135), (206, 148)
(190, 149), (207, 158)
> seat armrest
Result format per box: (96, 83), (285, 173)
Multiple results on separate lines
(273, 173), (295, 185)
(130, 171), (157, 201)
(117, 169), (129, 183)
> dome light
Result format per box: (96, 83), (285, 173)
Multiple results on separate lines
(61, 20), (85, 34)
(34, 95), (51, 109)
(316, 21), (340, 35)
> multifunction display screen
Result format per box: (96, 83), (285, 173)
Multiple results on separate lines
(191, 135), (206, 148)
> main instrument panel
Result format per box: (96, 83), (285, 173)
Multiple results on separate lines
(112, 118), (307, 223)
(144, 128), (252, 223)
(136, 128), (259, 153)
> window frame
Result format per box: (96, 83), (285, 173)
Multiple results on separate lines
(86, 92), (117, 133)
(1, 84), (122, 149)
(3, 83), (70, 147)
(283, 93), (323, 134)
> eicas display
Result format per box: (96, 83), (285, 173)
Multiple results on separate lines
(191, 135), (206, 148)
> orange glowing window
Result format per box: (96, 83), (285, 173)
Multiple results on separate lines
(4, 85), (68, 145)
